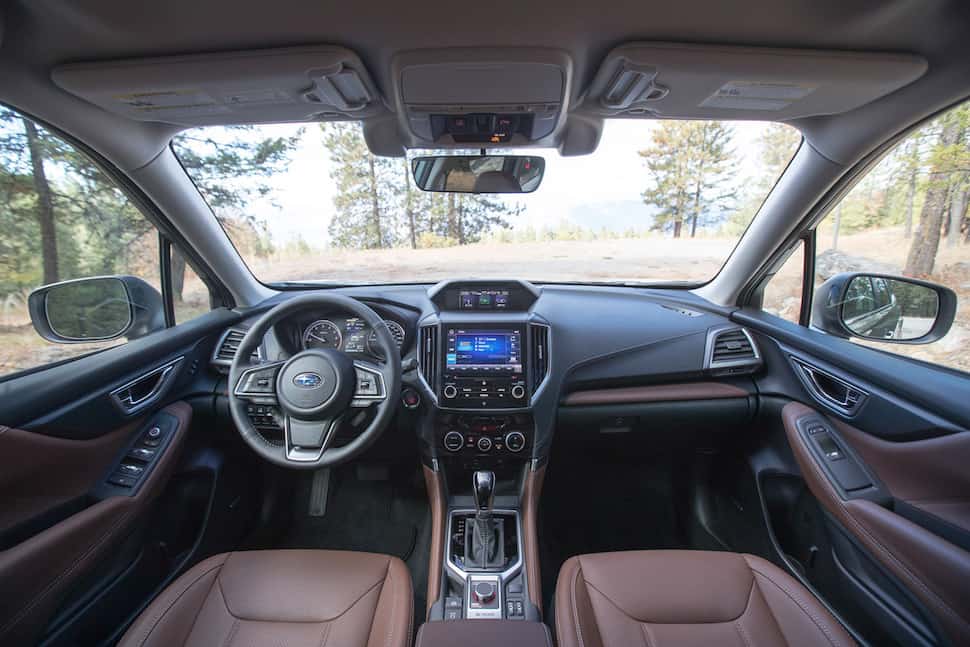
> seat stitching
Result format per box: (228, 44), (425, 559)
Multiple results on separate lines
(749, 566), (839, 647)
(570, 562), (586, 647)
(640, 622), (655, 647)
(317, 622), (331, 647)
(384, 559), (396, 647)
(221, 619), (239, 647)
(735, 618), (754, 647)
(216, 575), (384, 623)
(133, 559), (224, 647)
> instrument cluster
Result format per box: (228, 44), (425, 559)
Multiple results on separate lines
(284, 312), (408, 357)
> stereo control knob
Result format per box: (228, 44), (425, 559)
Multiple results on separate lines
(443, 384), (458, 399)
(477, 436), (493, 452)
(505, 431), (526, 453)
(511, 384), (526, 400)
(443, 431), (464, 452)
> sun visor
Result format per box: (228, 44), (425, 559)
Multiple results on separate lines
(582, 42), (927, 121)
(51, 46), (385, 126)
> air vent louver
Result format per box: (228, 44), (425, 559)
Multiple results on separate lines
(418, 324), (439, 395)
(530, 324), (549, 392)
(212, 329), (259, 367)
(706, 327), (760, 374)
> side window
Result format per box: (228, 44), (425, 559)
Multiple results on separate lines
(172, 247), (213, 325)
(762, 240), (806, 324)
(0, 106), (208, 378)
(812, 101), (970, 372)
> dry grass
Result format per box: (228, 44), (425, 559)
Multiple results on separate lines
(2, 230), (968, 376)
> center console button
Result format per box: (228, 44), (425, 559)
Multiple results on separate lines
(443, 384), (458, 399)
(443, 431), (464, 452)
(510, 384), (526, 399)
(477, 436), (493, 452)
(505, 431), (526, 452)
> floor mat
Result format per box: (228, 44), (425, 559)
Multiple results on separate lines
(280, 465), (429, 631)
(539, 453), (686, 611)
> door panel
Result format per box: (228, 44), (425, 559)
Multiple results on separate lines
(0, 403), (192, 646)
(733, 311), (970, 646)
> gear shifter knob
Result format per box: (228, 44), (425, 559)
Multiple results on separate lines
(473, 470), (495, 520)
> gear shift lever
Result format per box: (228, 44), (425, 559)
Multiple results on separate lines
(466, 470), (504, 569)
(473, 470), (495, 521)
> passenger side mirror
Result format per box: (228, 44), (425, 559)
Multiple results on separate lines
(811, 272), (956, 344)
(28, 276), (165, 343)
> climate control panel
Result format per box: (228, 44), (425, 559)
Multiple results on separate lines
(442, 375), (528, 408)
(437, 413), (532, 458)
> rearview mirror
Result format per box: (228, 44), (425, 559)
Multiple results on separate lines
(28, 275), (165, 343)
(411, 155), (545, 193)
(811, 272), (956, 344)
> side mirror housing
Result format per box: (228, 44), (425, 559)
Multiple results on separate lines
(28, 275), (165, 344)
(811, 272), (956, 344)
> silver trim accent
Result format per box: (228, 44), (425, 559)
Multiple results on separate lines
(284, 416), (341, 462)
(528, 322), (551, 405)
(110, 356), (183, 414)
(790, 357), (868, 416)
(703, 325), (762, 372)
(211, 327), (263, 367)
(445, 509), (523, 582)
(350, 361), (387, 408)
(232, 360), (286, 399)
(465, 574), (503, 620)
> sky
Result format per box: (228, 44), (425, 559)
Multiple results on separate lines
(193, 119), (787, 246)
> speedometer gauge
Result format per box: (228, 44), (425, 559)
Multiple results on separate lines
(367, 320), (406, 355)
(302, 320), (342, 350)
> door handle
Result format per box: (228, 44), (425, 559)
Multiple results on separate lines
(791, 358), (867, 416)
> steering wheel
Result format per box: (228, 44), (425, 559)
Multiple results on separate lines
(228, 294), (402, 469)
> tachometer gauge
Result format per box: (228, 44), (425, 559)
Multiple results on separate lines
(302, 319), (342, 350)
(367, 320), (406, 355)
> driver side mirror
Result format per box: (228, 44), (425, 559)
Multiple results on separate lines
(811, 272), (956, 344)
(28, 275), (165, 343)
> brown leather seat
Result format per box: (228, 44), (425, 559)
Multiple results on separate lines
(118, 549), (412, 647)
(555, 550), (855, 647)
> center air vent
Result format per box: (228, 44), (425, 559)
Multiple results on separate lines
(418, 324), (439, 395)
(530, 323), (550, 393)
(705, 327), (761, 375)
(211, 328), (259, 368)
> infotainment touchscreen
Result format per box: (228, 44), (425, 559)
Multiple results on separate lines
(446, 328), (522, 373)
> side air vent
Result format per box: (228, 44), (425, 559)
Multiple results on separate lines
(705, 327), (761, 375)
(530, 323), (550, 393)
(418, 324), (439, 396)
(211, 328), (260, 368)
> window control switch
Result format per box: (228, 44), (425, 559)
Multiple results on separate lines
(117, 462), (145, 476)
(127, 447), (157, 462)
(107, 473), (137, 488)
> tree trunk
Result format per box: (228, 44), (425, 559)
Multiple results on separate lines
(689, 181), (702, 238)
(947, 183), (967, 247)
(905, 116), (962, 276)
(367, 156), (382, 248)
(672, 218), (683, 238)
(446, 193), (458, 240)
(904, 140), (919, 238)
(457, 198), (466, 245)
(171, 246), (186, 302)
(403, 161), (416, 249)
(832, 203), (843, 251)
(23, 118), (59, 284)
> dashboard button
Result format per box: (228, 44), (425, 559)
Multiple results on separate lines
(443, 431), (464, 452)
(477, 436), (493, 452)
(505, 431), (526, 452)
(443, 384), (458, 399)
(510, 384), (526, 399)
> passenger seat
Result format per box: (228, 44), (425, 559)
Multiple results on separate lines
(555, 550), (854, 646)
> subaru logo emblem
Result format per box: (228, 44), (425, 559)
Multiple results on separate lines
(293, 372), (323, 389)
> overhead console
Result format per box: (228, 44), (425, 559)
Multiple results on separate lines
(391, 49), (572, 147)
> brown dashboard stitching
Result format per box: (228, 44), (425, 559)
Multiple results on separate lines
(562, 382), (748, 406)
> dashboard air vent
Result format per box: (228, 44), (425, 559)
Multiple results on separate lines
(211, 328), (259, 367)
(418, 324), (439, 394)
(705, 327), (761, 375)
(530, 324), (549, 392)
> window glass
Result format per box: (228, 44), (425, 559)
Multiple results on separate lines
(0, 106), (163, 377)
(172, 121), (800, 285)
(171, 247), (213, 325)
(762, 240), (805, 323)
(814, 101), (970, 372)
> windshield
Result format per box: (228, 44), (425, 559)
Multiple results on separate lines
(173, 119), (800, 285)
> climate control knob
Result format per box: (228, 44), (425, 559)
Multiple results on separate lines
(443, 384), (458, 399)
(510, 384), (526, 400)
(505, 431), (526, 453)
(443, 431), (464, 452)
(477, 436), (493, 452)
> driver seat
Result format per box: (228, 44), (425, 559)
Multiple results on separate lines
(118, 549), (412, 647)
